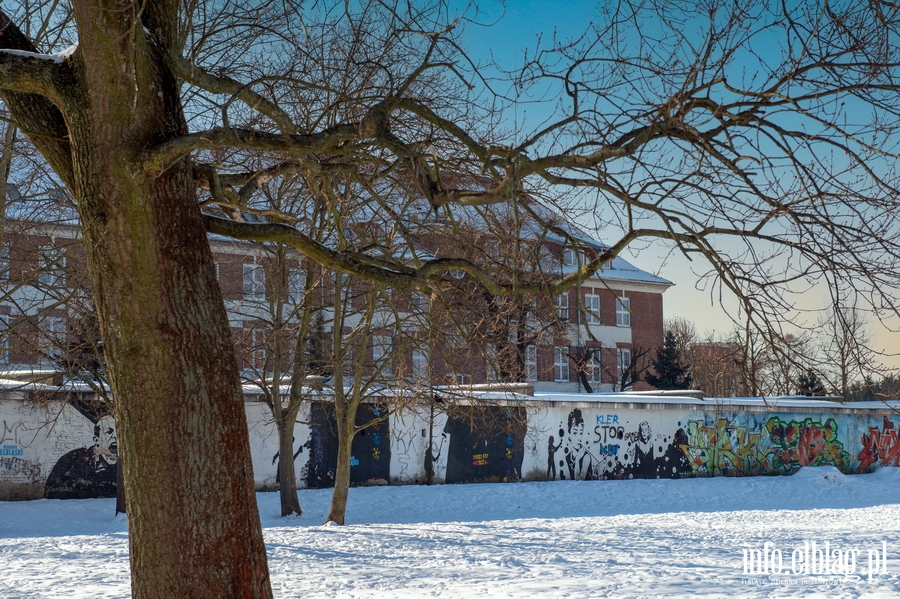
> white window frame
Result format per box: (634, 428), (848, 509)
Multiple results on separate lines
(411, 290), (429, 313)
(584, 293), (600, 325)
(41, 315), (67, 362)
(616, 296), (631, 327)
(251, 328), (267, 370)
(587, 350), (601, 384)
(485, 344), (500, 382)
(525, 344), (537, 382)
(372, 335), (392, 377)
(617, 348), (632, 387)
(38, 247), (65, 288)
(563, 248), (577, 266)
(553, 346), (570, 382)
(243, 264), (266, 302)
(288, 268), (306, 304)
(412, 349), (428, 380)
(555, 292), (569, 321)
(447, 372), (472, 386)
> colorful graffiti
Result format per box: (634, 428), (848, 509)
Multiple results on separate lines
(682, 418), (771, 476)
(765, 416), (849, 472)
(858, 417), (900, 471)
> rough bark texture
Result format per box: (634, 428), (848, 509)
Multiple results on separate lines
(0, 4), (273, 598)
(276, 418), (302, 516)
(326, 407), (354, 525)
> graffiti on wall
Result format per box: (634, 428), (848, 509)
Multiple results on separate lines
(1, 418), (43, 483)
(548, 410), (691, 481)
(541, 411), (862, 481)
(304, 401), (392, 489)
(44, 411), (118, 499)
(682, 418), (771, 476)
(443, 407), (525, 484)
(858, 417), (900, 471)
(765, 416), (848, 472)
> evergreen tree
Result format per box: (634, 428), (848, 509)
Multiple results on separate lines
(646, 331), (693, 390)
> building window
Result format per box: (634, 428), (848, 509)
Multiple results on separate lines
(41, 316), (67, 362)
(555, 292), (569, 321)
(485, 344), (499, 382)
(251, 328), (267, 370)
(553, 346), (570, 382)
(243, 264), (266, 301)
(587, 351), (601, 384)
(616, 296), (631, 327)
(411, 290), (429, 313)
(38, 247), (65, 288)
(372, 335), (392, 377)
(447, 372), (472, 386)
(563, 248), (577, 266)
(0, 246), (9, 281)
(412, 349), (428, 380)
(617, 348), (632, 387)
(525, 344), (537, 382)
(584, 294), (600, 325)
(288, 268), (306, 304)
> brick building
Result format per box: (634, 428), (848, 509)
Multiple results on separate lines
(0, 193), (672, 393)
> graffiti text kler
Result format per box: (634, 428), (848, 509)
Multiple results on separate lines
(742, 540), (889, 581)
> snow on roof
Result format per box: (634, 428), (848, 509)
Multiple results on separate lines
(580, 254), (672, 287)
(531, 392), (705, 406)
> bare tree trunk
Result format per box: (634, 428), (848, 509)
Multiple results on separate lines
(276, 419), (302, 516)
(90, 163), (271, 597)
(326, 415), (354, 525)
(0, 8), (273, 598)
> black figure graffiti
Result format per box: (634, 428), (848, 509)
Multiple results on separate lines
(562, 409), (596, 480)
(619, 421), (692, 479)
(271, 437), (304, 484)
(626, 420), (654, 477)
(44, 414), (118, 499)
(547, 435), (561, 480)
(655, 427), (692, 478)
(424, 431), (447, 483)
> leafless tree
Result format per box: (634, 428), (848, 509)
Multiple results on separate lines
(816, 296), (878, 399)
(4, 1), (900, 596)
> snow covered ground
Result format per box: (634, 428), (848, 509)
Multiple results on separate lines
(2, 467), (899, 598)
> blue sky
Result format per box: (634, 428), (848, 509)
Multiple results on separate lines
(447, 0), (900, 372)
